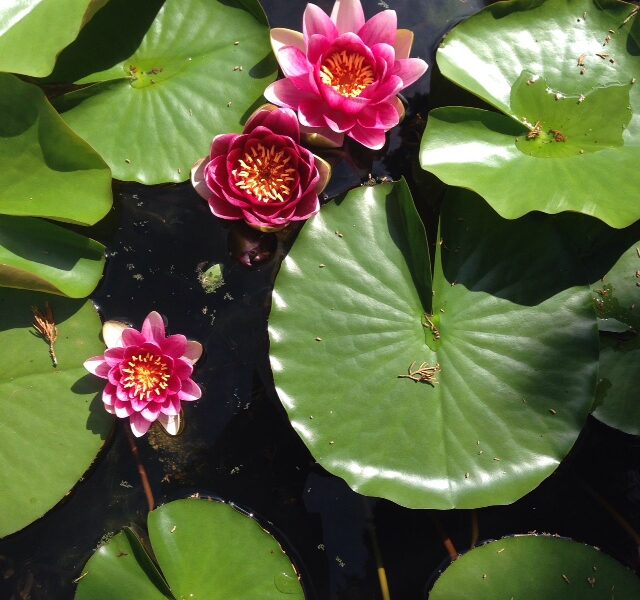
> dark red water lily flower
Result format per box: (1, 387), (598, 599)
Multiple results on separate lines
(192, 105), (330, 232)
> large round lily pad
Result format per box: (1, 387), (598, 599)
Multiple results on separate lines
(429, 535), (640, 599)
(74, 499), (305, 599)
(420, 0), (640, 227)
(0, 0), (107, 76)
(269, 181), (598, 509)
(0, 289), (113, 537)
(56, 0), (277, 184)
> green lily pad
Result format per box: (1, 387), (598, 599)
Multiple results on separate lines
(429, 535), (640, 599)
(0, 289), (113, 538)
(75, 499), (305, 599)
(0, 216), (106, 298)
(56, 0), (276, 184)
(421, 0), (640, 227)
(590, 237), (640, 329)
(594, 334), (640, 436)
(268, 181), (598, 509)
(0, 73), (112, 225)
(0, 0), (107, 76)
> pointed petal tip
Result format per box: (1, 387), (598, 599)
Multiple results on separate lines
(102, 320), (127, 348)
(191, 158), (212, 201)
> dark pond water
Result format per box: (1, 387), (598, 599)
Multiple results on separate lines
(2, 1), (640, 599)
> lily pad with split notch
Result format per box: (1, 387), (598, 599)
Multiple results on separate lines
(269, 181), (598, 509)
(56, 0), (277, 184)
(74, 498), (305, 599)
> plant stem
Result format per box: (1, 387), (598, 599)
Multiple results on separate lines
(470, 510), (479, 548)
(362, 499), (391, 600)
(124, 422), (155, 512)
(431, 515), (458, 561)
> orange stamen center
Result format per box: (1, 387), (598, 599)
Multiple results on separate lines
(320, 50), (375, 98)
(121, 352), (171, 401)
(232, 143), (296, 203)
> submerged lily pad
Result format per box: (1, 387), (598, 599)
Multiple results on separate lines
(421, 0), (640, 227)
(75, 499), (305, 599)
(590, 237), (640, 435)
(0, 289), (112, 537)
(268, 181), (598, 509)
(56, 0), (276, 184)
(0, 0), (107, 76)
(429, 535), (640, 599)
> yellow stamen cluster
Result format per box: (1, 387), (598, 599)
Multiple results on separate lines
(320, 50), (375, 98)
(233, 143), (296, 203)
(122, 352), (170, 401)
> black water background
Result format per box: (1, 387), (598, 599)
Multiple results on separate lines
(1, 0), (640, 598)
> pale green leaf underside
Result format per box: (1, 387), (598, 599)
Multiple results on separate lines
(0, 290), (112, 538)
(58, 0), (277, 184)
(269, 181), (598, 509)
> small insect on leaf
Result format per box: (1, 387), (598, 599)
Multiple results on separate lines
(549, 129), (566, 143)
(526, 121), (542, 140)
(577, 54), (586, 66)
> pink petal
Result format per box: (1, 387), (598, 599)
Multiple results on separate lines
(323, 110), (357, 133)
(259, 107), (301, 142)
(363, 74), (403, 102)
(211, 133), (237, 156)
(173, 358), (194, 379)
(183, 340), (203, 365)
(102, 321), (127, 348)
(160, 397), (181, 416)
(103, 347), (125, 367)
(304, 4), (338, 41)
(191, 158), (212, 201)
(300, 125), (344, 148)
(347, 124), (387, 150)
(129, 413), (152, 437)
(121, 327), (145, 347)
(102, 384), (115, 406)
(131, 395), (149, 412)
(242, 104), (278, 132)
(167, 376), (182, 394)
(393, 57), (428, 88)
(157, 413), (181, 435)
(264, 78), (311, 109)
(178, 378), (202, 401)
(394, 29), (413, 60)
(141, 403), (162, 421)
(270, 27), (305, 54)
(356, 101), (400, 129)
(299, 99), (330, 128)
(207, 193), (244, 221)
(161, 334), (187, 358)
(331, 0), (365, 34)
(114, 398), (134, 418)
(84, 356), (109, 378)
(277, 46), (311, 78)
(289, 191), (320, 221)
(358, 10), (397, 46)
(308, 33), (332, 64)
(141, 311), (166, 344)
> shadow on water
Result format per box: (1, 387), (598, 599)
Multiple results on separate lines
(1, 1), (640, 599)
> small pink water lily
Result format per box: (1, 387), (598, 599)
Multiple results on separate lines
(84, 312), (203, 437)
(264, 0), (428, 150)
(192, 105), (330, 232)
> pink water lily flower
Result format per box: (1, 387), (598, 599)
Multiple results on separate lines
(84, 312), (203, 437)
(192, 105), (330, 232)
(264, 0), (428, 150)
